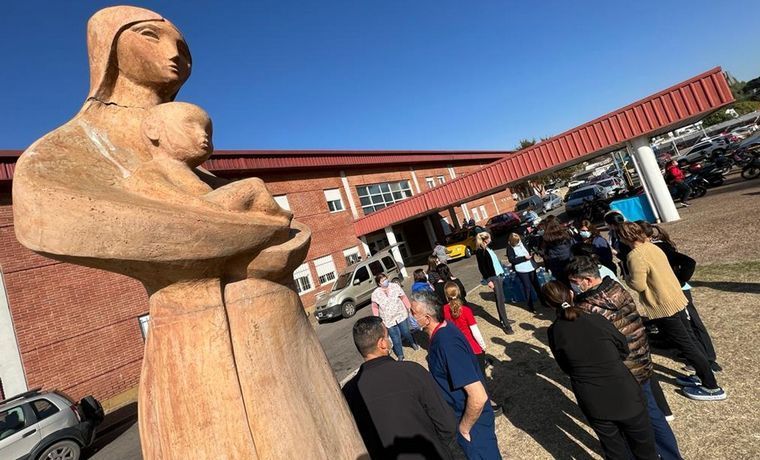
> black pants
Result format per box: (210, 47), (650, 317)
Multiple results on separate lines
(587, 408), (658, 460)
(516, 270), (543, 309)
(682, 290), (717, 363)
(652, 310), (718, 389)
(488, 275), (509, 327)
(649, 374), (672, 418)
(673, 181), (691, 203)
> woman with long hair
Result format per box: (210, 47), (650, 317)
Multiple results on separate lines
(506, 232), (543, 313)
(426, 254), (442, 285)
(433, 263), (467, 306)
(540, 219), (574, 284)
(475, 231), (513, 334)
(618, 222), (725, 401)
(443, 282), (487, 374)
(542, 281), (658, 460)
(636, 221), (721, 373)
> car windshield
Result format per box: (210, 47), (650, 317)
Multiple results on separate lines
(516, 200), (534, 211)
(568, 188), (597, 200)
(445, 231), (468, 244)
(331, 271), (352, 291)
(739, 131), (760, 147)
(542, 196), (551, 202)
(598, 179), (615, 187)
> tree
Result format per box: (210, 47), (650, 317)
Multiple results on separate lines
(515, 138), (537, 150)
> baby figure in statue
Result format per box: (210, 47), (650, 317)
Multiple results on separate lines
(128, 102), (283, 214)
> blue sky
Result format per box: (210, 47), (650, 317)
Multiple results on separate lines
(2, 0), (760, 150)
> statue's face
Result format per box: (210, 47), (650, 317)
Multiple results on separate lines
(116, 21), (191, 92)
(162, 109), (213, 166)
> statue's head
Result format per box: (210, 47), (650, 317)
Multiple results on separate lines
(86, 6), (192, 105)
(142, 102), (213, 167)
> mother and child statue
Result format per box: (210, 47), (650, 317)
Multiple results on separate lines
(13, 6), (368, 459)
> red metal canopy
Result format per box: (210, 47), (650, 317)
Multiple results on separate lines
(353, 67), (734, 236)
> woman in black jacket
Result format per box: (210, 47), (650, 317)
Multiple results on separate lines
(432, 263), (467, 307)
(637, 221), (721, 372)
(540, 220), (574, 285)
(543, 281), (658, 460)
(475, 231), (513, 334)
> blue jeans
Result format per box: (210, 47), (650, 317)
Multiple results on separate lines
(641, 379), (682, 460)
(388, 318), (416, 360)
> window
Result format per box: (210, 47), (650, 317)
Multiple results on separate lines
(437, 175), (446, 185)
(0, 406), (26, 441)
(381, 256), (396, 271)
(32, 399), (59, 421)
(323, 189), (344, 213)
(273, 195), (290, 211)
(353, 266), (370, 284)
(425, 177), (435, 189)
(479, 205), (488, 219)
(368, 261), (384, 277)
(293, 263), (314, 294)
(343, 247), (360, 265)
(138, 314), (150, 341)
(314, 255), (337, 285)
(472, 208), (480, 222)
(356, 181), (413, 214)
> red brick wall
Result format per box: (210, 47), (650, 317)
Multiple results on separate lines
(0, 194), (147, 404)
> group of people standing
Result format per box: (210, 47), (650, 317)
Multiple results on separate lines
(341, 209), (724, 460)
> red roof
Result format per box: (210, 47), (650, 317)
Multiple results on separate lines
(353, 67), (734, 236)
(0, 149), (509, 182)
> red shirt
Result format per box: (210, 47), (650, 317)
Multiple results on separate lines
(666, 164), (685, 183)
(442, 304), (483, 355)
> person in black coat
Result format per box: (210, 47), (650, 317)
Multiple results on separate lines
(540, 220), (574, 285)
(432, 263), (467, 307)
(342, 317), (461, 460)
(474, 231), (513, 333)
(637, 221), (721, 372)
(542, 281), (658, 460)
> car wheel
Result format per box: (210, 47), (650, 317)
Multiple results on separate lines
(690, 185), (707, 198)
(464, 247), (472, 258)
(341, 301), (356, 319)
(712, 148), (725, 157)
(37, 440), (81, 460)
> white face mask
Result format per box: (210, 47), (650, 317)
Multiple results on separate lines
(580, 230), (592, 239)
(380, 280), (390, 288)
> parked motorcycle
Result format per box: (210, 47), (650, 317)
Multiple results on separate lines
(741, 152), (760, 180)
(684, 175), (708, 198)
(688, 163), (725, 187)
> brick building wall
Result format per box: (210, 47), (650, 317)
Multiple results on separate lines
(0, 194), (147, 407)
(0, 154), (518, 410)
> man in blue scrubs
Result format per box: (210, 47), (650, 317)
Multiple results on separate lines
(410, 290), (502, 459)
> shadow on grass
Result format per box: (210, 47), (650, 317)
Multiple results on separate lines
(490, 337), (601, 459)
(689, 280), (760, 294)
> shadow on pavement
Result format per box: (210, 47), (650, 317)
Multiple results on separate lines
(84, 402), (138, 459)
(490, 337), (602, 459)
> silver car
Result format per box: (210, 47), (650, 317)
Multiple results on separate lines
(314, 247), (404, 322)
(542, 193), (562, 211)
(0, 388), (103, 460)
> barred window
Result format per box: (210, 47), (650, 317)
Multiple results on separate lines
(293, 263), (314, 294)
(356, 181), (413, 214)
(343, 247), (360, 265)
(314, 255), (337, 285)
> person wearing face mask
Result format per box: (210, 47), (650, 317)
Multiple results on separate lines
(566, 257), (682, 459)
(410, 290), (502, 459)
(618, 222), (726, 401)
(371, 273), (420, 360)
(542, 281), (658, 460)
(342, 316), (462, 460)
(475, 231), (513, 334)
(575, 219), (615, 273)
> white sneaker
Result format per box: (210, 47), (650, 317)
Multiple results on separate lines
(665, 415), (675, 422)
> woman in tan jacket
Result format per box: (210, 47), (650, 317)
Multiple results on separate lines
(617, 222), (726, 402)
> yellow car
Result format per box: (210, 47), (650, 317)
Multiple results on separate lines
(444, 227), (482, 260)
